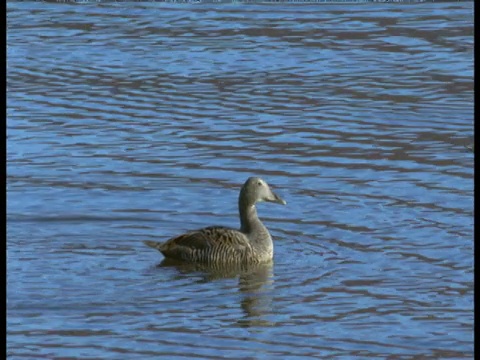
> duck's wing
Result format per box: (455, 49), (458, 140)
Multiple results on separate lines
(144, 226), (252, 262)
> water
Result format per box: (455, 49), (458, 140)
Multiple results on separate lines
(7, 1), (474, 358)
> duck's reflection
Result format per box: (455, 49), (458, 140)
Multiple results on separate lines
(158, 259), (274, 327)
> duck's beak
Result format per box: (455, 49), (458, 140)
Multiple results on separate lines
(267, 191), (287, 205)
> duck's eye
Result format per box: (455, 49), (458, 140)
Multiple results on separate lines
(257, 181), (262, 186)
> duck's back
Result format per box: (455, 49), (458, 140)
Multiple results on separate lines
(144, 226), (257, 264)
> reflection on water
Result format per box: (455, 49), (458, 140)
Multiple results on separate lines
(158, 259), (275, 326)
(238, 264), (274, 327)
(7, 0), (473, 358)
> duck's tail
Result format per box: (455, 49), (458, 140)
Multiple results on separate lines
(143, 240), (164, 251)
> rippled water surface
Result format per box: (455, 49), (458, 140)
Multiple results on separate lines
(7, 1), (474, 358)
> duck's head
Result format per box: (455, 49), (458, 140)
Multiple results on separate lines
(240, 177), (286, 206)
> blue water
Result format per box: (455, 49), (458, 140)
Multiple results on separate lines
(7, 1), (473, 358)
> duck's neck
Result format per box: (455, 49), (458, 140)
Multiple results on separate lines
(240, 204), (263, 234)
(239, 200), (273, 257)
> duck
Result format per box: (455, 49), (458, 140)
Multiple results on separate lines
(143, 177), (286, 264)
